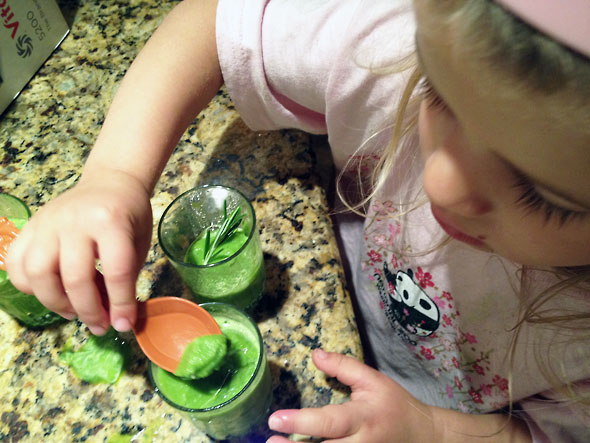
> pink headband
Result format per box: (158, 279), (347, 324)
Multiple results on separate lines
(495, 0), (590, 59)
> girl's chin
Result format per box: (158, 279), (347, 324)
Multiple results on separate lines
(430, 205), (492, 251)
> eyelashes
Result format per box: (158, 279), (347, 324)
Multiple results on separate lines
(512, 172), (586, 226)
(419, 76), (586, 227)
(418, 77), (449, 111)
(419, 76), (587, 227)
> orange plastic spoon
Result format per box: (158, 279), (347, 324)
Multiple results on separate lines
(133, 297), (222, 373)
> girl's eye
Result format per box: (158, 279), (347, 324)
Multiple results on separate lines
(512, 172), (587, 226)
(419, 77), (449, 111)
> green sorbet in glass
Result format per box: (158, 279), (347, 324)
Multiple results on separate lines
(149, 303), (272, 439)
(181, 224), (265, 310)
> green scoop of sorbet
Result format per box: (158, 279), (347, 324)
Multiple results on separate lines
(174, 334), (229, 379)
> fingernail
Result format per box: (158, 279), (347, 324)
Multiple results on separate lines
(268, 410), (297, 432)
(88, 324), (107, 335)
(315, 348), (327, 359)
(268, 415), (283, 431)
(61, 311), (77, 320)
(113, 317), (131, 332)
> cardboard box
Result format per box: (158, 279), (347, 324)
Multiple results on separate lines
(0, 0), (69, 115)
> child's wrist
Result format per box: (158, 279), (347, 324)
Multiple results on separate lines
(80, 166), (152, 197)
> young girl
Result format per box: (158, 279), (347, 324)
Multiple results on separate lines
(7, 0), (590, 440)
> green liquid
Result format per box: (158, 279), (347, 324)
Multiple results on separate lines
(0, 277), (64, 327)
(153, 317), (258, 409)
(0, 218), (63, 327)
(151, 307), (272, 439)
(181, 227), (265, 310)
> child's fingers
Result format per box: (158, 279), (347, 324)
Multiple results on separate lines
(267, 350), (388, 440)
(98, 228), (140, 332)
(60, 234), (110, 335)
(311, 349), (376, 392)
(23, 231), (76, 318)
(5, 224), (36, 295)
(267, 351), (377, 439)
(268, 404), (359, 440)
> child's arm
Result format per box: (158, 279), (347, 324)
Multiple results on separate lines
(267, 350), (531, 442)
(6, 0), (222, 335)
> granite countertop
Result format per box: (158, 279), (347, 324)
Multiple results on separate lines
(0, 1), (362, 442)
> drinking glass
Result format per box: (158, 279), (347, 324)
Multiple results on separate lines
(148, 302), (273, 439)
(158, 185), (265, 310)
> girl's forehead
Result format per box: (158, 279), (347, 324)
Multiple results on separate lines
(414, 1), (590, 208)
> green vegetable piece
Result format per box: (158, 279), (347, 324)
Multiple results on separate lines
(174, 334), (229, 379)
(185, 226), (247, 266)
(185, 200), (245, 266)
(60, 328), (129, 384)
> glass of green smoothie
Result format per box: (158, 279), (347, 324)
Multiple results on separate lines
(148, 303), (273, 439)
(158, 185), (265, 310)
(0, 193), (64, 327)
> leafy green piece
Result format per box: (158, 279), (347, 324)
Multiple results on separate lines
(60, 328), (129, 384)
(202, 201), (244, 265)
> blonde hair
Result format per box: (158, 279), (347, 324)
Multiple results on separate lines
(338, 0), (590, 416)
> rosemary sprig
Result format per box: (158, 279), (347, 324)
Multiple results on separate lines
(202, 200), (244, 265)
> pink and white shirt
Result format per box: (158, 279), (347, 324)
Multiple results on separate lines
(216, 0), (590, 440)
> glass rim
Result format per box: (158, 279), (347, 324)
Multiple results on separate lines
(157, 185), (257, 269)
(147, 302), (265, 413)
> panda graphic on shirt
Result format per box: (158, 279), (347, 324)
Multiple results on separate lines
(375, 262), (440, 345)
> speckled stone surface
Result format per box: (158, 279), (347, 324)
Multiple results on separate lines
(0, 1), (362, 442)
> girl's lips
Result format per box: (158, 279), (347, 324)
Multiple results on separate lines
(430, 205), (486, 248)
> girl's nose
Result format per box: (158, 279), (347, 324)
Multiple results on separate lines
(423, 145), (492, 218)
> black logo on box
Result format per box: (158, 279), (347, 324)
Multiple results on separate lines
(2, 1), (36, 58)
(16, 34), (33, 58)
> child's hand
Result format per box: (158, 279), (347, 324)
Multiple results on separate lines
(6, 171), (153, 335)
(267, 349), (435, 442)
